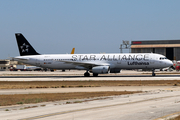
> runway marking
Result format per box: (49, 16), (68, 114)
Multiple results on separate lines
(20, 94), (180, 120)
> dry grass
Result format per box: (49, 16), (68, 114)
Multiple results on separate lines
(0, 80), (178, 106)
(0, 80), (179, 89)
(171, 115), (180, 120)
(0, 91), (141, 106)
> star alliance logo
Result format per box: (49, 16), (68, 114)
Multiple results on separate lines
(21, 43), (29, 53)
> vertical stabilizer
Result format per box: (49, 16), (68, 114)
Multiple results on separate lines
(15, 33), (40, 56)
(71, 48), (75, 54)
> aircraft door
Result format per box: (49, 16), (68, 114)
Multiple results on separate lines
(150, 55), (155, 65)
(36, 58), (41, 67)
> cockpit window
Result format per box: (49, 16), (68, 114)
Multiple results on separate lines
(159, 57), (167, 60)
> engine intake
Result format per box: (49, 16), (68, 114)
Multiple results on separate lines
(92, 66), (109, 74)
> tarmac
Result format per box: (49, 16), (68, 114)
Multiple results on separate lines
(1, 70), (180, 81)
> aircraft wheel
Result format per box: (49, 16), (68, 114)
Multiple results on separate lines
(152, 69), (156, 76)
(93, 73), (98, 77)
(84, 72), (90, 77)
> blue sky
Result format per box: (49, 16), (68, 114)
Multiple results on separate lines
(1, 0), (180, 59)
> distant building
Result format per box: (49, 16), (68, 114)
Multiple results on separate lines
(0, 60), (19, 71)
(0, 60), (10, 71)
(131, 40), (180, 60)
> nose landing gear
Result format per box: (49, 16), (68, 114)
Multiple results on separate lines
(152, 69), (156, 76)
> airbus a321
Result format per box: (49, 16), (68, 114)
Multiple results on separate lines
(14, 33), (173, 77)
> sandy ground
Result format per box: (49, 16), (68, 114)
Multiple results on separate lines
(0, 70), (180, 120)
(0, 86), (180, 95)
(0, 90), (180, 120)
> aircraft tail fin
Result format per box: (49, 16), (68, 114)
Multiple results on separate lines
(71, 48), (75, 54)
(15, 33), (40, 56)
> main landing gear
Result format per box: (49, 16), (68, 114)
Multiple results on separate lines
(84, 71), (99, 77)
(84, 71), (90, 77)
(152, 69), (156, 76)
(93, 73), (98, 77)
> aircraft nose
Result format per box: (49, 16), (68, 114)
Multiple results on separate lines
(166, 60), (173, 66)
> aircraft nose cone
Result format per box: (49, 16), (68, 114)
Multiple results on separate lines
(166, 60), (173, 66)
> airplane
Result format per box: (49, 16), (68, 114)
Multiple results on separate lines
(71, 48), (75, 54)
(14, 33), (173, 77)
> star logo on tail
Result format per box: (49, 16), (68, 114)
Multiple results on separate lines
(21, 43), (29, 53)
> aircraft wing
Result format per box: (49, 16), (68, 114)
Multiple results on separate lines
(57, 60), (110, 69)
(12, 57), (29, 61)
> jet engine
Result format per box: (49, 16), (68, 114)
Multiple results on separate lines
(92, 66), (110, 74)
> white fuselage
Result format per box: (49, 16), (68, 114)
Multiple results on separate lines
(14, 53), (173, 70)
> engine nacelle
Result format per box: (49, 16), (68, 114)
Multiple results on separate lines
(92, 66), (110, 74)
(110, 68), (121, 73)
